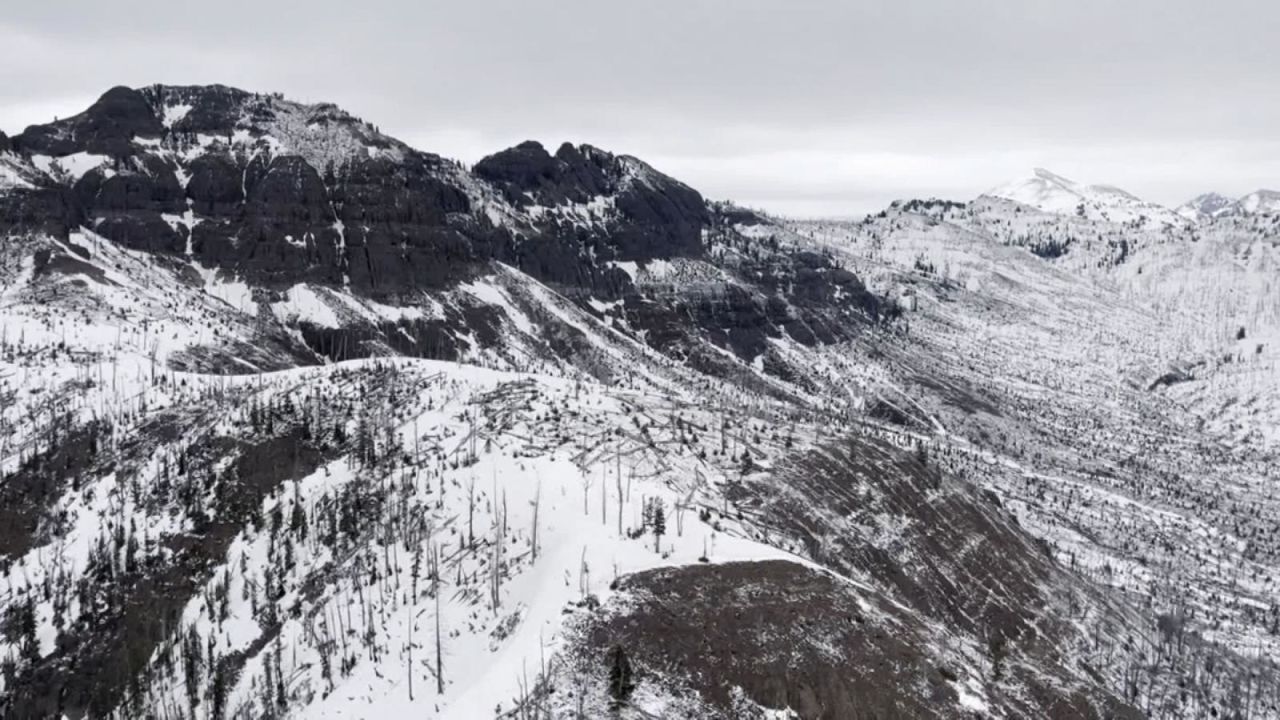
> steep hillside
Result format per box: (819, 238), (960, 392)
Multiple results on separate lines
(789, 196), (1280, 701)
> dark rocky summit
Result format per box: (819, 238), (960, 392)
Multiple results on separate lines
(475, 139), (708, 263)
(14, 86), (163, 157)
(0, 83), (888, 376)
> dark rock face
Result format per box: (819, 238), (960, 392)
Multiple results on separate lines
(296, 312), (482, 364)
(328, 154), (481, 294)
(94, 212), (185, 254)
(78, 158), (185, 214)
(185, 154), (244, 215)
(0, 86), (752, 315)
(3, 84), (496, 294)
(611, 167), (707, 261)
(0, 188), (82, 239)
(475, 140), (606, 206)
(477, 140), (709, 265)
(1, 86), (742, 311)
(1148, 367), (1192, 391)
(248, 156), (330, 222)
(715, 203), (769, 226)
(616, 214), (884, 372)
(0, 130), (11, 153)
(139, 84), (253, 135)
(15, 86), (162, 157)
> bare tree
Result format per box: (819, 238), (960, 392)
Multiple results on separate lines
(408, 546), (422, 701)
(531, 480), (541, 562)
(467, 474), (477, 549)
(615, 459), (624, 535)
(433, 541), (444, 695)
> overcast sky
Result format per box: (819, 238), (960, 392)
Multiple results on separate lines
(1, 0), (1276, 216)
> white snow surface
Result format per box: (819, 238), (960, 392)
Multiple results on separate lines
(30, 152), (111, 182)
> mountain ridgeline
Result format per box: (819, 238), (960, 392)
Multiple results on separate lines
(1, 84), (882, 374)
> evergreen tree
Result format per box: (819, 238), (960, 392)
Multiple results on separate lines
(649, 498), (666, 553)
(290, 496), (308, 541)
(606, 644), (634, 708)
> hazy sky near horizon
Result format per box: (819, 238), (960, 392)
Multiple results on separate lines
(2, 0), (1277, 216)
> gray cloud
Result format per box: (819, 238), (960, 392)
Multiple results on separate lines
(2, 0), (1277, 215)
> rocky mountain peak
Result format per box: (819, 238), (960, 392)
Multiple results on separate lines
(13, 85), (163, 157)
(474, 140), (610, 206)
(0, 82), (796, 321)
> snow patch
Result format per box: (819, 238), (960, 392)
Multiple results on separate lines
(273, 284), (341, 327)
(30, 152), (111, 182)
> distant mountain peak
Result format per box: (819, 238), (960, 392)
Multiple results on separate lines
(1239, 188), (1280, 215)
(983, 168), (1185, 227)
(1031, 167), (1075, 184)
(1176, 192), (1236, 222)
(1177, 189), (1280, 222)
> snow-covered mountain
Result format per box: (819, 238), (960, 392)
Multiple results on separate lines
(2, 85), (1278, 719)
(1178, 188), (1280, 222)
(1239, 188), (1280, 215)
(983, 167), (1188, 228)
(1175, 191), (1236, 222)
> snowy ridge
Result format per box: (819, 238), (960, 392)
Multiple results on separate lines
(151, 85), (409, 173)
(1178, 188), (1280, 222)
(1239, 188), (1280, 215)
(984, 167), (1188, 227)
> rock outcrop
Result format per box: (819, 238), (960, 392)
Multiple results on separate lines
(0, 83), (886, 378)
